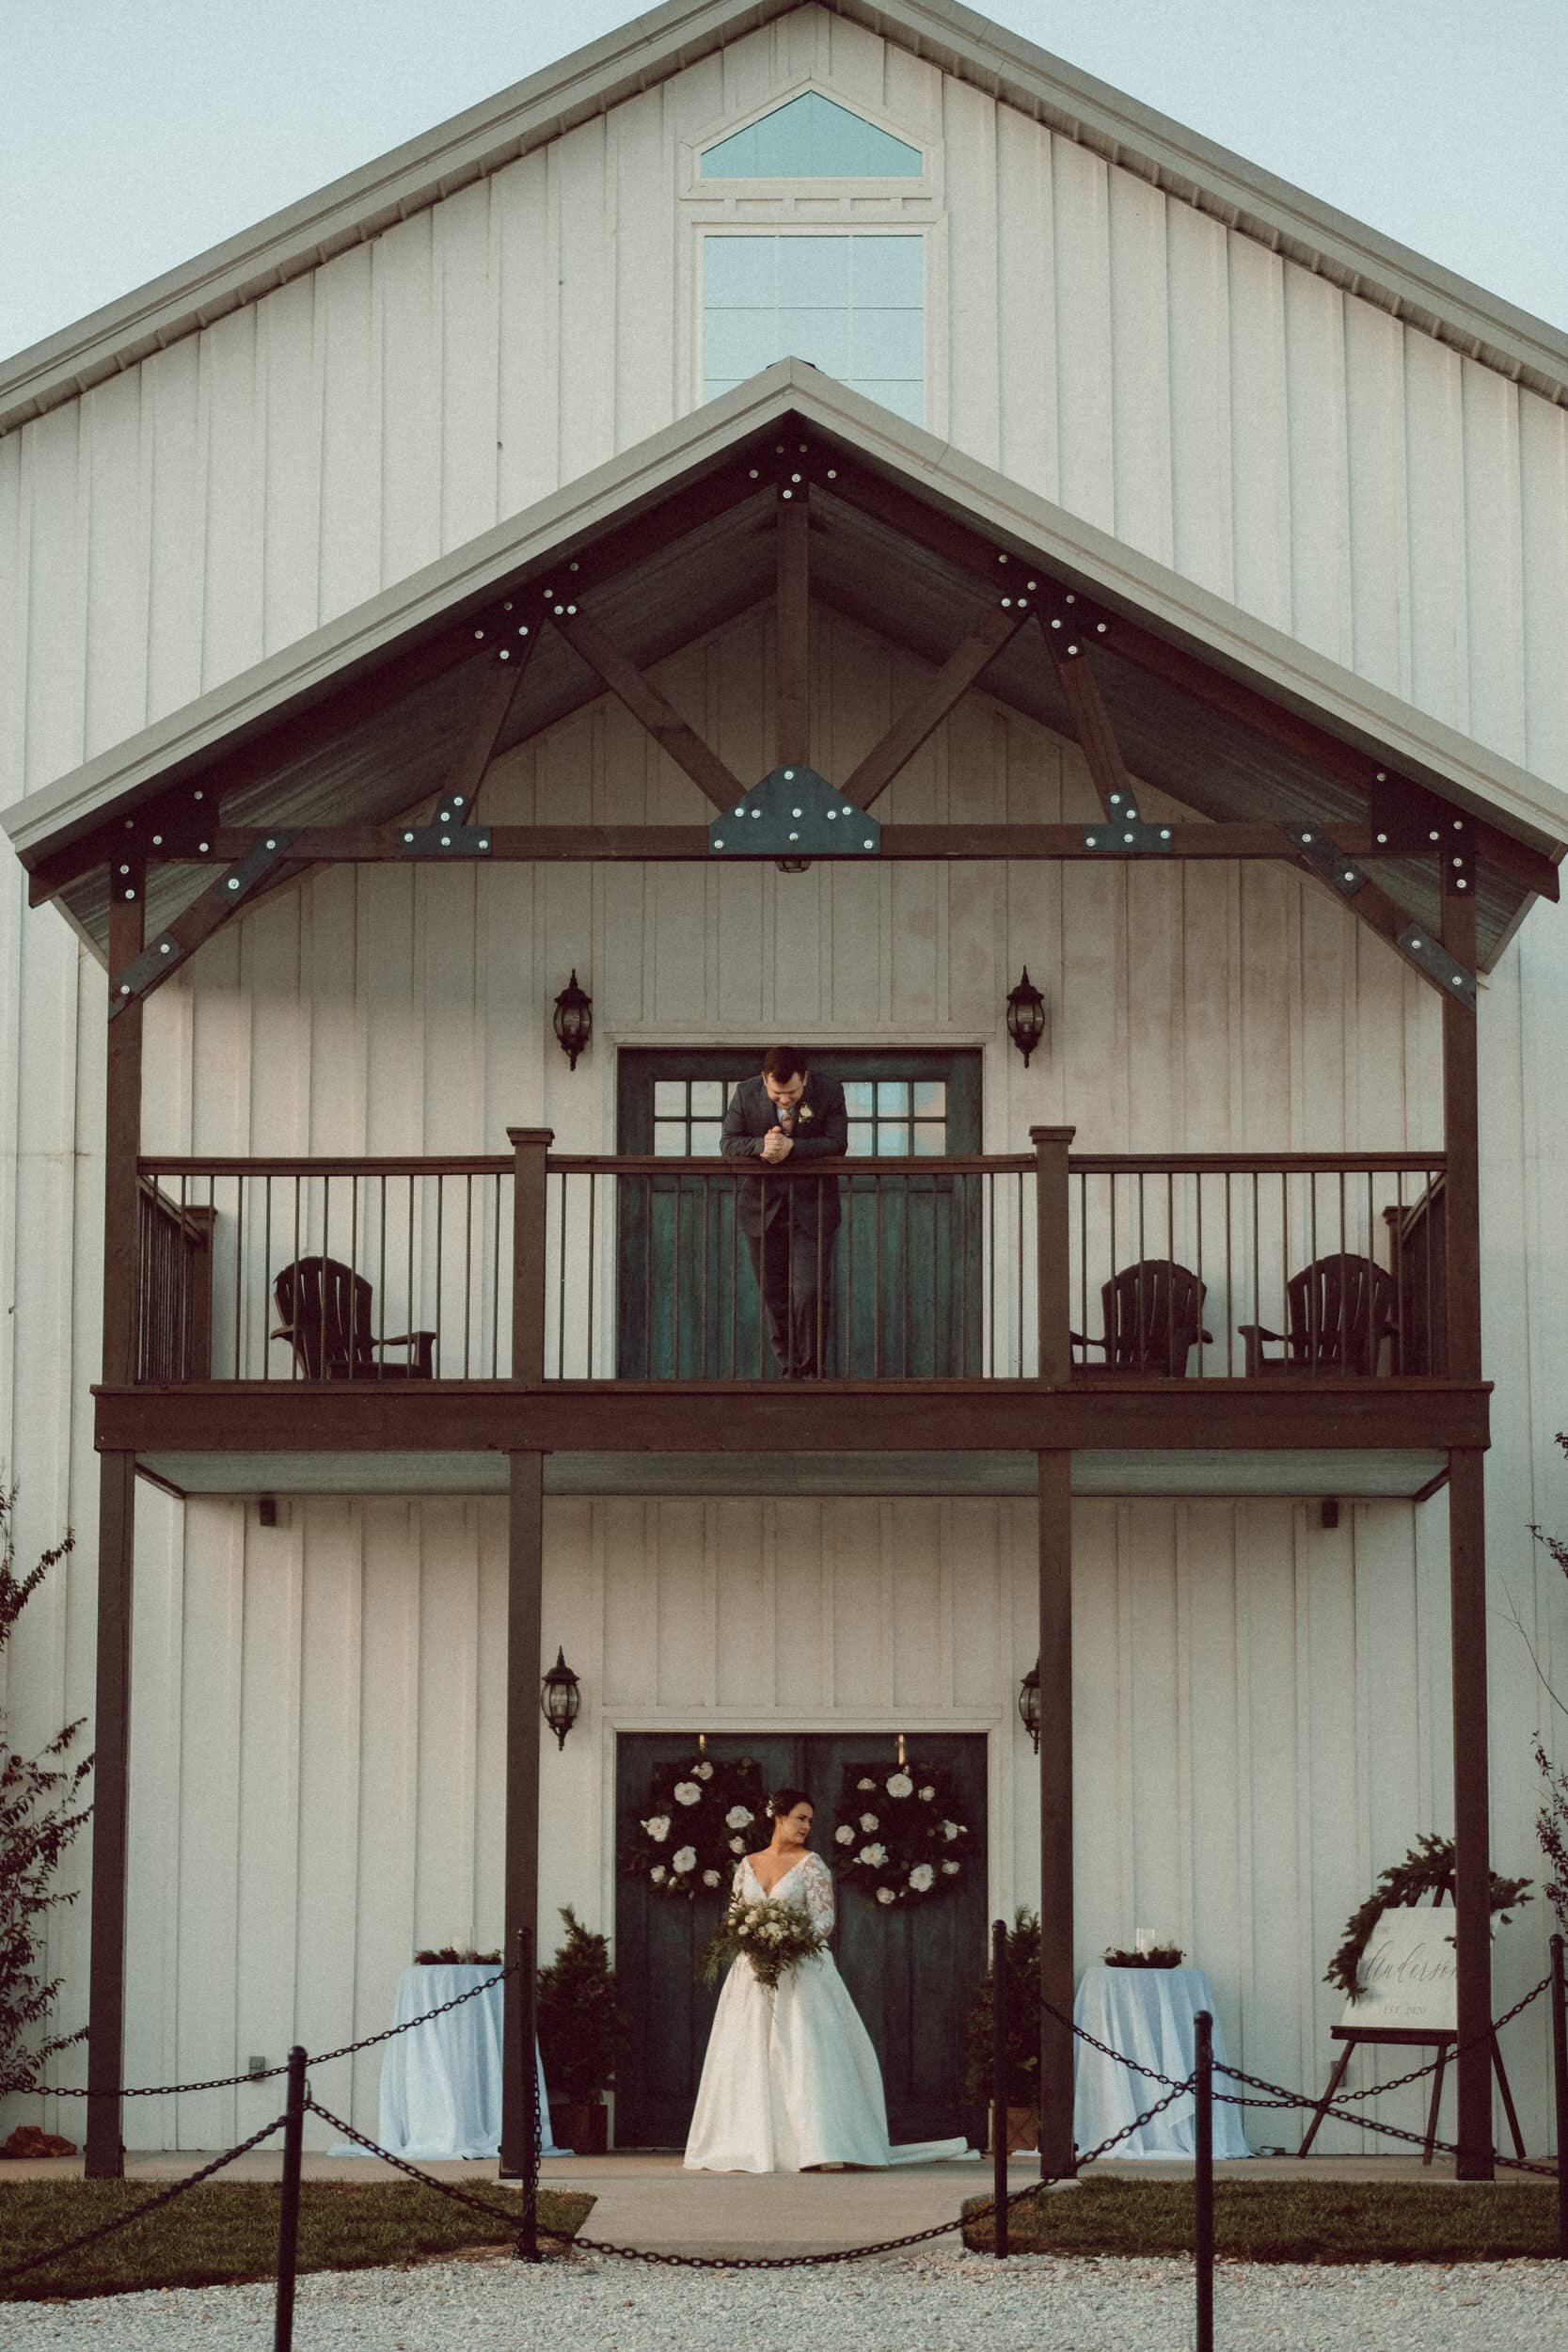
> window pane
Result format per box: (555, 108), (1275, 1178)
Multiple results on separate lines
(705, 308), (785, 380)
(877, 1081), (910, 1114)
(704, 237), (776, 306)
(843, 1082), (873, 1116)
(777, 237), (851, 307)
(876, 1125), (911, 1155)
(848, 307), (924, 381)
(847, 378), (925, 424)
(847, 1120), (874, 1155)
(701, 93), (922, 180)
(654, 1082), (687, 1116)
(912, 1081), (946, 1117)
(689, 1121), (721, 1155)
(912, 1122), (945, 1156)
(775, 308), (850, 375)
(850, 236), (925, 307)
(690, 1081), (723, 1114)
(654, 1124), (688, 1157)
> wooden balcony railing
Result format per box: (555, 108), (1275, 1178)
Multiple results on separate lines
(131, 1144), (1448, 1388)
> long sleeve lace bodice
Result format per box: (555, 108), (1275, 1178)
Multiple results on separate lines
(736, 1850), (836, 1933)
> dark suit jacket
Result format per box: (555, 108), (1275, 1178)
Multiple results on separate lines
(721, 1072), (847, 1234)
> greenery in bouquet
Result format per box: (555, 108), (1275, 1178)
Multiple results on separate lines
(535, 1907), (630, 2104)
(622, 1750), (767, 1900)
(700, 1893), (831, 1993)
(832, 1758), (974, 1909)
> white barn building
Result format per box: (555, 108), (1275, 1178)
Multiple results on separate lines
(3, 0), (1567, 2175)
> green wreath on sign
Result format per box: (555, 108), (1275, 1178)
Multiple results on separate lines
(1325, 1832), (1531, 1997)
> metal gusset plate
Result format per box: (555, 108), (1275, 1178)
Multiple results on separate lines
(1081, 816), (1175, 854)
(398, 820), (494, 859)
(709, 766), (880, 857)
(1283, 821), (1370, 898)
(1398, 924), (1478, 1010)
(110, 829), (298, 1014)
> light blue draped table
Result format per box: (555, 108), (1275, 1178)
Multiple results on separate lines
(339, 1964), (568, 2160)
(1073, 1963), (1251, 2161)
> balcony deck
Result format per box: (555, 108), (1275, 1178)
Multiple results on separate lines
(108, 1139), (1477, 1499)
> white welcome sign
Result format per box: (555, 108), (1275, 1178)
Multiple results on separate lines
(1340, 1907), (1457, 2032)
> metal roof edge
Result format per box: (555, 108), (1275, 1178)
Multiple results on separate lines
(3, 0), (1565, 439)
(7, 361), (1567, 867)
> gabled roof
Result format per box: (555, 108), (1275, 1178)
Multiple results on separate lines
(7, 361), (1564, 972)
(3, 0), (1566, 438)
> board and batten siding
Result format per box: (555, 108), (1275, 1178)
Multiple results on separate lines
(1, 1), (1567, 2154)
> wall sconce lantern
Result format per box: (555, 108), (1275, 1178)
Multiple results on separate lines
(1017, 1659), (1041, 1755)
(552, 971), (593, 1071)
(540, 1647), (582, 1750)
(1005, 967), (1046, 1067)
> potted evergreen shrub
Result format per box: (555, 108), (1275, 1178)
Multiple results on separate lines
(962, 1908), (1041, 2154)
(536, 1906), (629, 2154)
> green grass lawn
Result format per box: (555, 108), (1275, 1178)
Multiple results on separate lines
(0, 2179), (594, 2301)
(960, 2178), (1564, 2264)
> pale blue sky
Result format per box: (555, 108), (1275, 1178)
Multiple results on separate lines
(4, 0), (1565, 364)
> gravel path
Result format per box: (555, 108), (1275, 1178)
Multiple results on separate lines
(9, 2249), (1568, 2350)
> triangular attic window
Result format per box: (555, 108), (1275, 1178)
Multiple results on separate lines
(700, 92), (922, 178)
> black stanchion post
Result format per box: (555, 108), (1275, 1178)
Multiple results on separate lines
(515, 1925), (541, 2265)
(1552, 1934), (1568, 2260)
(1194, 2010), (1214, 2352)
(273, 2045), (307, 2352)
(991, 1917), (1009, 2261)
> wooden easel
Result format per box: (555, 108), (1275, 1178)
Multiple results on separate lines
(1298, 1884), (1525, 2164)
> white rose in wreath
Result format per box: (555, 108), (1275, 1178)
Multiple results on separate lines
(941, 1820), (961, 1841)
(725, 1805), (753, 1829)
(858, 1776), (875, 1791)
(859, 1812), (879, 1833)
(674, 1781), (702, 1806)
(730, 1836), (747, 1854)
(643, 1815), (671, 1843)
(673, 1846), (697, 1874)
(886, 1772), (914, 1799)
(941, 1860), (960, 1876)
(877, 1886), (896, 1906)
(834, 1824), (855, 1845)
(703, 1868), (721, 1888)
(908, 1863), (935, 1893)
(858, 1842), (888, 1867)
(651, 1865), (667, 1883)
(695, 1760), (714, 1779)
(918, 1786), (936, 1803)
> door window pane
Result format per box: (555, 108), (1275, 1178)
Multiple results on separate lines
(700, 93), (923, 180)
(877, 1081), (911, 1114)
(689, 1121), (721, 1155)
(654, 1082), (687, 1116)
(654, 1124), (687, 1157)
(912, 1081), (946, 1117)
(691, 1082), (724, 1115)
(703, 235), (923, 424)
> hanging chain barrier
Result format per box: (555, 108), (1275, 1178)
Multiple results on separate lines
(0, 2115), (287, 2291)
(32, 1960), (517, 2099)
(1210, 2053), (1559, 2177)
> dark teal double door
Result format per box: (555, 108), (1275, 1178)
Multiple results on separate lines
(612, 1731), (988, 2150)
(616, 1049), (984, 1378)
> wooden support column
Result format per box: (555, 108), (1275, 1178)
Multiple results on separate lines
(499, 1449), (546, 2177)
(1037, 1449), (1075, 2179)
(1031, 1126), (1075, 1385)
(1442, 881), (1493, 2179)
(87, 872), (145, 2178)
(509, 1128), (553, 1384)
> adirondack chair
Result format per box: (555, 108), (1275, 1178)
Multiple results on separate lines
(1239, 1251), (1396, 1377)
(271, 1256), (436, 1379)
(1072, 1259), (1212, 1376)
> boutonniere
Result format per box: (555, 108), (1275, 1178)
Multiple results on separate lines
(798, 1104), (814, 1121)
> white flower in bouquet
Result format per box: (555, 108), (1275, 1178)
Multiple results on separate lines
(886, 1772), (914, 1799)
(695, 1760), (714, 1779)
(651, 1865), (667, 1883)
(673, 1846), (697, 1873)
(643, 1814), (671, 1843)
(730, 1836), (747, 1853)
(876, 1886), (895, 1905)
(859, 1811), (879, 1833)
(674, 1781), (702, 1806)
(941, 1859), (960, 1876)
(725, 1804), (753, 1829)
(834, 1824), (854, 1845)
(857, 1776), (875, 1791)
(703, 1868), (721, 1887)
(858, 1841), (888, 1867)
(941, 1820), (961, 1840)
(918, 1785), (936, 1803)
(908, 1863), (935, 1893)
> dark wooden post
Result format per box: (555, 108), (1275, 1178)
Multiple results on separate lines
(508, 1127), (553, 1384)
(1030, 1126), (1075, 1386)
(1442, 882), (1493, 2181)
(1037, 1449), (1075, 2178)
(86, 868), (145, 2180)
(500, 1450), (546, 2177)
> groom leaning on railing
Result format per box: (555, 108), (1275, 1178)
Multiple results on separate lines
(721, 1047), (847, 1378)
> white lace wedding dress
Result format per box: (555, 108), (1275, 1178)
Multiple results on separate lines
(683, 1850), (973, 2172)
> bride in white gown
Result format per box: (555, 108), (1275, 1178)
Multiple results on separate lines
(683, 1787), (973, 2173)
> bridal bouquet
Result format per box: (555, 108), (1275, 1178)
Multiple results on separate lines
(699, 1896), (830, 1994)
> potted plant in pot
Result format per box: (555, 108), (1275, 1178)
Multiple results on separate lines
(962, 1907), (1041, 2154)
(536, 1906), (629, 2154)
